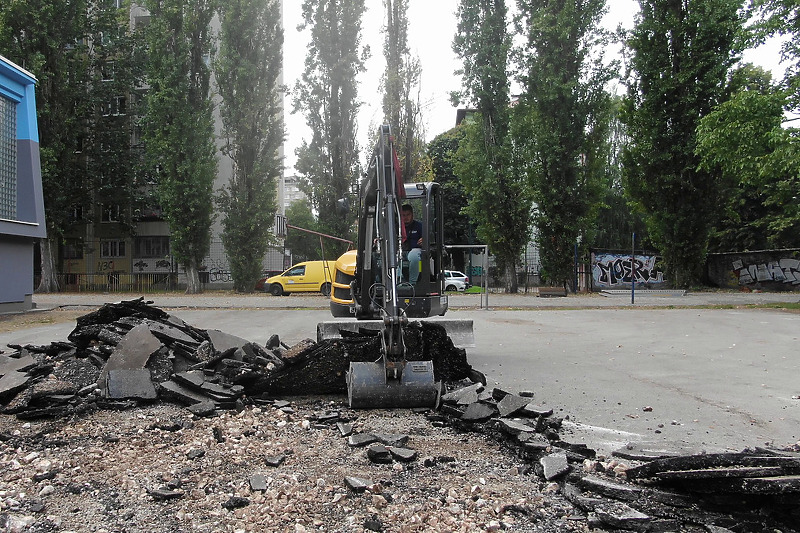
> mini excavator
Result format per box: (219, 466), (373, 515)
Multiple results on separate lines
(317, 125), (474, 409)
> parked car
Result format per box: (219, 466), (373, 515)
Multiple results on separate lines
(256, 261), (334, 296)
(443, 278), (467, 292)
(254, 271), (284, 291)
(444, 270), (470, 288)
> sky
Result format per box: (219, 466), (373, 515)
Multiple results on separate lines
(281, 1), (785, 174)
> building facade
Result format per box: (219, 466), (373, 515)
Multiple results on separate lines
(0, 55), (46, 312)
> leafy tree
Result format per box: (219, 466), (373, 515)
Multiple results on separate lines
(426, 126), (478, 271)
(381, 0), (424, 181)
(293, 0), (367, 240)
(622, 0), (744, 287)
(0, 0), (142, 291)
(427, 127), (474, 244)
(284, 199), (323, 262)
(697, 65), (800, 249)
(143, 0), (217, 294)
(452, 0), (532, 292)
(514, 0), (616, 286)
(215, 0), (283, 292)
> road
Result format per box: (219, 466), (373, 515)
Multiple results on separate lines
(2, 290), (799, 457)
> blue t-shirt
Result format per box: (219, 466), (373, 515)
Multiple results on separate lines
(403, 219), (423, 251)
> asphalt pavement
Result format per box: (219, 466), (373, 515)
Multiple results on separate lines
(25, 287), (800, 311)
(4, 289), (800, 458)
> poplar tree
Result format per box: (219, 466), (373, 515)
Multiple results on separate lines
(293, 0), (367, 239)
(215, 0), (284, 292)
(623, 0), (744, 287)
(381, 0), (423, 181)
(143, 0), (217, 294)
(452, 0), (531, 292)
(515, 0), (615, 286)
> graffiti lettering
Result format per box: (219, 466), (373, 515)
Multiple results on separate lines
(733, 258), (800, 285)
(592, 254), (664, 288)
(208, 268), (233, 282)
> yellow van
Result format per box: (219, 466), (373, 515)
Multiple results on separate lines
(262, 261), (334, 296)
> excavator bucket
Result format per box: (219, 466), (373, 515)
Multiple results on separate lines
(317, 319), (475, 348)
(347, 359), (441, 409)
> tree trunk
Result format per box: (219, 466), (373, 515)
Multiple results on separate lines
(504, 261), (518, 293)
(184, 263), (202, 294)
(36, 238), (60, 293)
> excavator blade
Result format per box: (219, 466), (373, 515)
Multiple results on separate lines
(347, 360), (441, 409)
(317, 319), (475, 348)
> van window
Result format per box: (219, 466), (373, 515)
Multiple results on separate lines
(285, 265), (305, 276)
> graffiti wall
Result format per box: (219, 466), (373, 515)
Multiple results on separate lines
(707, 250), (800, 290)
(591, 252), (665, 289)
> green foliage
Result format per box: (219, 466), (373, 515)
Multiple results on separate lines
(514, 0), (615, 285)
(293, 0), (366, 240)
(143, 0), (217, 293)
(623, 0), (744, 287)
(0, 0), (88, 243)
(695, 65), (798, 250)
(215, 0), (283, 292)
(0, 0), (144, 291)
(426, 126), (477, 252)
(453, 0), (531, 292)
(284, 200), (325, 262)
(86, 1), (146, 236)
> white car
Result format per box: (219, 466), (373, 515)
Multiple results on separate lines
(444, 278), (467, 292)
(444, 270), (470, 288)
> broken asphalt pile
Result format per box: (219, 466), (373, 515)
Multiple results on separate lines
(1, 297), (800, 532)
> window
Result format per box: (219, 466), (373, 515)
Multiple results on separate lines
(101, 61), (115, 81)
(62, 239), (84, 260)
(0, 95), (16, 220)
(285, 266), (305, 277)
(70, 205), (84, 222)
(101, 96), (126, 116)
(101, 240), (126, 258)
(101, 204), (121, 222)
(134, 236), (170, 258)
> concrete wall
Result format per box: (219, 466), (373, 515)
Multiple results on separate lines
(707, 249), (800, 291)
(590, 251), (665, 290)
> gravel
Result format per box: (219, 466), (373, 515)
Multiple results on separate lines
(0, 400), (589, 533)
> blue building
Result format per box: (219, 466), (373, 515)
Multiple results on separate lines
(0, 55), (46, 312)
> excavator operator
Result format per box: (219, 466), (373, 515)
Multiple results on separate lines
(401, 203), (423, 285)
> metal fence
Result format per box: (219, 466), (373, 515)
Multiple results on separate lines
(54, 272), (178, 293)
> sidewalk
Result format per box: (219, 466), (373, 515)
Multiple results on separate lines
(29, 289), (800, 311)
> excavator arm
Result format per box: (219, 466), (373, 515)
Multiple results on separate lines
(345, 125), (441, 408)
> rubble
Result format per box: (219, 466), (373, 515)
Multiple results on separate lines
(433, 379), (800, 532)
(0, 297), (475, 420)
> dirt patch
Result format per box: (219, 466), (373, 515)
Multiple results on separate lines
(0, 310), (87, 335)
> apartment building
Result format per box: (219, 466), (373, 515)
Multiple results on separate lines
(56, 1), (287, 291)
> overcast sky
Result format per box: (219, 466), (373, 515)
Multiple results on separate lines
(281, 1), (784, 174)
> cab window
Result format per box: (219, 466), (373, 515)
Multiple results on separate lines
(285, 266), (305, 277)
